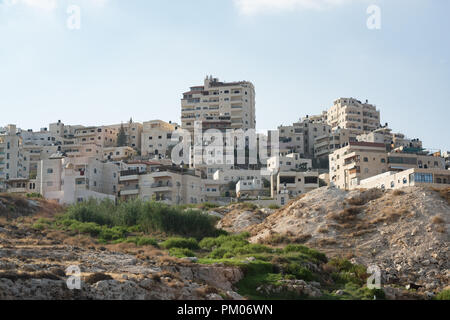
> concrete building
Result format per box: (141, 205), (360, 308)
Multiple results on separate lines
(329, 142), (388, 190)
(329, 141), (446, 190)
(74, 126), (118, 148)
(327, 98), (381, 137)
(443, 151), (450, 170)
(103, 146), (136, 161)
(359, 168), (450, 190)
(278, 115), (331, 158)
(236, 179), (265, 199)
(141, 120), (179, 159)
(314, 128), (354, 159)
(267, 153), (312, 173)
(357, 127), (422, 152)
(106, 121), (143, 151)
(37, 156), (119, 204)
(0, 125), (25, 190)
(119, 165), (205, 205)
(181, 76), (256, 134)
(271, 171), (319, 205)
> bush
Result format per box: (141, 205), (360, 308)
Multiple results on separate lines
(161, 237), (199, 250)
(63, 199), (222, 239)
(435, 289), (450, 300)
(268, 204), (280, 210)
(283, 245), (328, 263)
(169, 247), (196, 258)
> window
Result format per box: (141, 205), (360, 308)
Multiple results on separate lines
(414, 173), (433, 183)
(363, 157), (369, 162)
(47, 168), (53, 174)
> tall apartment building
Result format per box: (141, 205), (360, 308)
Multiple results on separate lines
(181, 76), (256, 134)
(278, 115), (331, 158)
(327, 98), (381, 137)
(141, 120), (179, 159)
(314, 128), (354, 159)
(0, 125), (25, 189)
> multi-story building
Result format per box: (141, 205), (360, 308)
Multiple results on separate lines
(443, 151), (450, 170)
(329, 142), (388, 190)
(327, 98), (381, 137)
(74, 126), (118, 148)
(141, 120), (179, 159)
(103, 146), (136, 161)
(0, 125), (25, 190)
(359, 168), (450, 190)
(37, 155), (120, 204)
(329, 141), (446, 190)
(278, 115), (331, 158)
(236, 179), (265, 199)
(270, 170), (319, 205)
(106, 121), (143, 151)
(314, 128), (354, 159)
(357, 127), (422, 152)
(181, 76), (256, 134)
(267, 153), (312, 173)
(119, 165), (205, 205)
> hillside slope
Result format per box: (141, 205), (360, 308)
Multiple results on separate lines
(241, 187), (449, 292)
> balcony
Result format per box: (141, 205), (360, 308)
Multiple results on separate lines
(120, 185), (139, 196)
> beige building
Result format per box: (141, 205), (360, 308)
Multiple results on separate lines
(327, 98), (381, 137)
(329, 141), (446, 190)
(236, 179), (265, 199)
(181, 76), (256, 134)
(106, 121), (143, 151)
(119, 165), (205, 205)
(359, 168), (450, 190)
(75, 126), (118, 148)
(267, 153), (312, 173)
(271, 171), (319, 205)
(37, 156), (119, 204)
(357, 127), (422, 152)
(141, 120), (179, 159)
(329, 142), (388, 190)
(278, 115), (331, 158)
(0, 125), (25, 190)
(314, 128), (354, 159)
(103, 146), (136, 161)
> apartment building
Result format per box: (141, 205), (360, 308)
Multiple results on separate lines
(181, 76), (256, 134)
(270, 171), (319, 205)
(444, 151), (450, 170)
(141, 120), (179, 159)
(212, 168), (263, 183)
(387, 148), (446, 171)
(357, 127), (423, 152)
(267, 153), (312, 173)
(327, 98), (381, 137)
(106, 121), (143, 150)
(49, 120), (84, 140)
(359, 168), (450, 190)
(329, 140), (445, 190)
(314, 128), (354, 159)
(75, 126), (118, 148)
(0, 125), (25, 190)
(236, 179), (265, 199)
(19, 128), (64, 147)
(278, 115), (331, 158)
(119, 165), (205, 205)
(103, 146), (136, 161)
(37, 156), (119, 204)
(329, 142), (388, 190)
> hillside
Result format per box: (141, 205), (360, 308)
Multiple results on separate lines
(220, 187), (449, 295)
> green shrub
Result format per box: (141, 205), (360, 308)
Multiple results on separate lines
(169, 247), (195, 258)
(136, 237), (158, 247)
(283, 245), (328, 263)
(268, 204), (280, 210)
(63, 199), (222, 239)
(435, 289), (450, 300)
(161, 237), (199, 250)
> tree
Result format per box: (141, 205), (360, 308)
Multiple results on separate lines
(117, 123), (127, 147)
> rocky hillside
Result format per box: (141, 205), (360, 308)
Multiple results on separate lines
(220, 187), (449, 294)
(0, 195), (243, 300)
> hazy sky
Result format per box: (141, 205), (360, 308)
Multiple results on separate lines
(0, 0), (449, 151)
